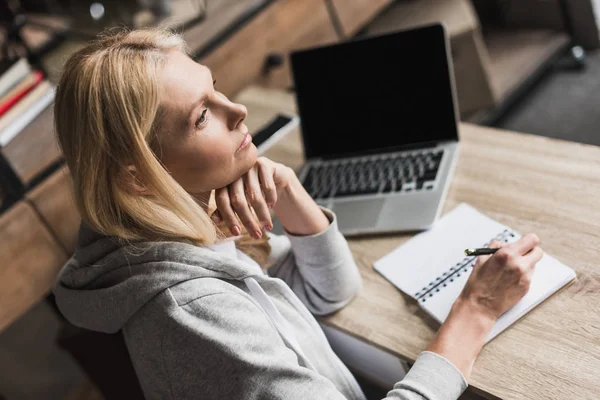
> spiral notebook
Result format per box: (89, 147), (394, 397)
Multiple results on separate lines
(374, 203), (576, 342)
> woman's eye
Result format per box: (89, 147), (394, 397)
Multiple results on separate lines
(196, 109), (208, 128)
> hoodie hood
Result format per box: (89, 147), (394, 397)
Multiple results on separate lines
(53, 224), (262, 333)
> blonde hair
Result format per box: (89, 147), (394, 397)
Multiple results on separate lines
(55, 28), (270, 264)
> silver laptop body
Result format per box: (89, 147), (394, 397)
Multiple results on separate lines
(287, 23), (460, 236)
(297, 142), (458, 235)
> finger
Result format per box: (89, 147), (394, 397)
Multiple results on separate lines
(215, 188), (241, 236)
(229, 179), (262, 239)
(475, 240), (504, 267)
(244, 168), (272, 231)
(521, 246), (544, 270)
(507, 233), (540, 256)
(210, 209), (222, 225)
(257, 159), (277, 208)
(488, 240), (505, 249)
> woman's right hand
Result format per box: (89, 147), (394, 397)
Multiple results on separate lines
(459, 233), (544, 321)
(426, 233), (544, 381)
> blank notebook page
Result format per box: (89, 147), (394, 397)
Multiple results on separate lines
(374, 203), (576, 342)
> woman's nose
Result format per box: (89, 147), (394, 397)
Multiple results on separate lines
(227, 102), (247, 131)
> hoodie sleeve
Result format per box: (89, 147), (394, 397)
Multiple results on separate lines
(161, 292), (466, 400)
(267, 207), (362, 315)
(389, 352), (467, 400)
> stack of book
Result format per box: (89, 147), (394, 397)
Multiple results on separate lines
(0, 58), (56, 147)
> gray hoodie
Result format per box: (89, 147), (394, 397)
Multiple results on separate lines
(54, 209), (467, 399)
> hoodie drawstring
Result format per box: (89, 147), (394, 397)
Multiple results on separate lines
(244, 277), (317, 372)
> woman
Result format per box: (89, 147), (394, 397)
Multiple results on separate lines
(53, 29), (543, 400)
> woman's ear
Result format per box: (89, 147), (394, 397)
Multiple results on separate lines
(122, 165), (152, 195)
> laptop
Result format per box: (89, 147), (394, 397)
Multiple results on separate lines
(287, 23), (460, 236)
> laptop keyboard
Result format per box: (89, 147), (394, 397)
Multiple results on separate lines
(302, 149), (444, 200)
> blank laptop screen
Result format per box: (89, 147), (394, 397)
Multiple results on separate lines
(290, 24), (458, 160)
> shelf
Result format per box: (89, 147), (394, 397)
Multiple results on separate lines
(133, 0), (206, 30)
(19, 14), (70, 52)
(362, 0), (478, 38)
(183, 0), (273, 58)
(466, 28), (570, 123)
(485, 28), (570, 101)
(2, 106), (61, 186)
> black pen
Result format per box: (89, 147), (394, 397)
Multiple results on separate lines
(464, 248), (499, 256)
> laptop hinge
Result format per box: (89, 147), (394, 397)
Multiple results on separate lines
(310, 141), (445, 162)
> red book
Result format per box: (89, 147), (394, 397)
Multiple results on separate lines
(0, 70), (44, 117)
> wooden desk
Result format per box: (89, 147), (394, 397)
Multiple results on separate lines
(236, 86), (600, 400)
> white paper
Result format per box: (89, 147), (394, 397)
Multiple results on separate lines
(374, 203), (507, 299)
(374, 203), (576, 343)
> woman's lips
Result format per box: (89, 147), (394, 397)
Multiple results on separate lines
(236, 133), (252, 153)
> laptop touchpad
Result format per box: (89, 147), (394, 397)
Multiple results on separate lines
(333, 199), (385, 232)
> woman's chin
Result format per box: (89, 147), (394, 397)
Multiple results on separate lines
(232, 143), (256, 176)
(243, 143), (258, 164)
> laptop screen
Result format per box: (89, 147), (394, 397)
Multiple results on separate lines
(290, 24), (459, 160)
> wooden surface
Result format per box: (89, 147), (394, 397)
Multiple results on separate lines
(236, 85), (600, 400)
(484, 29), (570, 101)
(361, 0), (477, 38)
(198, 0), (338, 98)
(0, 201), (68, 333)
(132, 0), (204, 30)
(2, 105), (61, 184)
(183, 0), (268, 55)
(330, 0), (393, 37)
(26, 167), (80, 255)
(451, 29), (497, 116)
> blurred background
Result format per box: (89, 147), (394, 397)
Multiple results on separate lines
(1, 0), (599, 399)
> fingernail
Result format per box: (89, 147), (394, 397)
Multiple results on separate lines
(254, 229), (262, 239)
(232, 226), (241, 236)
(264, 223), (272, 231)
(267, 203), (274, 209)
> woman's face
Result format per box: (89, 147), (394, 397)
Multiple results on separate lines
(155, 50), (256, 195)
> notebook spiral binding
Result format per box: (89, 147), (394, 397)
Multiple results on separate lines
(415, 229), (517, 302)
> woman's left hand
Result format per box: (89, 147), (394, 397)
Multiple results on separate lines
(213, 157), (295, 239)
